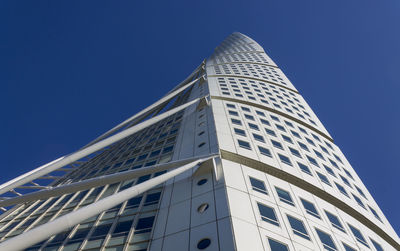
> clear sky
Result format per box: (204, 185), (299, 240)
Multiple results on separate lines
(1, 0), (399, 235)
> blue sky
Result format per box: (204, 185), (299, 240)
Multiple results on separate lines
(1, 1), (399, 235)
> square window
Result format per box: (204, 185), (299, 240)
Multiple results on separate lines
(278, 154), (292, 166)
(287, 215), (310, 240)
(275, 187), (295, 206)
(258, 146), (272, 157)
(250, 177), (268, 195)
(325, 211), (346, 232)
(238, 140), (251, 150)
(234, 128), (246, 137)
(315, 228), (337, 251)
(231, 118), (242, 125)
(267, 238), (289, 251)
(298, 162), (312, 176)
(253, 133), (265, 142)
(348, 224), (369, 248)
(300, 198), (320, 218)
(257, 203), (279, 226)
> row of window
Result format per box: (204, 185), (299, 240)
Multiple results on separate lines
(258, 201), (384, 251)
(225, 103), (381, 220)
(248, 176), (384, 250)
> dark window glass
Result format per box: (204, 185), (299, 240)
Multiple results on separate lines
(271, 140), (283, 149)
(253, 133), (265, 142)
(342, 243), (356, 251)
(238, 139), (251, 150)
(298, 162), (312, 176)
(275, 187), (294, 206)
(278, 154), (292, 166)
(136, 216), (155, 230)
(268, 238), (289, 251)
(335, 183), (349, 197)
(307, 155), (319, 167)
(234, 128), (246, 136)
(348, 224), (369, 247)
(257, 203), (279, 226)
(316, 228), (337, 251)
(258, 146), (272, 157)
(287, 215), (310, 240)
(370, 238), (383, 251)
(250, 177), (268, 195)
(265, 128), (276, 137)
(325, 211), (345, 232)
(300, 198), (320, 218)
(113, 220), (133, 235)
(317, 172), (331, 186)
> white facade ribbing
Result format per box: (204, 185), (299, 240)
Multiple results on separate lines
(0, 32), (398, 251)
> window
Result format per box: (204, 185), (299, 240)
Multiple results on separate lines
(241, 106), (250, 112)
(307, 155), (319, 167)
(276, 124), (286, 132)
(352, 194), (366, 209)
(298, 162), (312, 175)
(300, 198), (320, 218)
(287, 215), (310, 240)
(324, 211), (346, 232)
(368, 206), (382, 222)
(278, 154), (292, 166)
(249, 177), (268, 195)
(234, 128), (246, 136)
(244, 114), (255, 121)
(257, 203), (279, 226)
(238, 139), (251, 150)
(289, 147), (302, 158)
(315, 228), (337, 251)
(282, 135), (293, 144)
(260, 119), (271, 126)
(253, 133), (265, 142)
(344, 169), (354, 180)
(248, 123), (259, 130)
(271, 115), (280, 122)
(323, 165), (336, 177)
(271, 140), (283, 149)
(265, 128), (276, 137)
(317, 172), (331, 186)
(340, 175), (352, 188)
(258, 146), (272, 157)
(348, 224), (369, 247)
(226, 103), (236, 109)
(228, 110), (239, 116)
(268, 238), (289, 251)
(342, 243), (357, 251)
(314, 150), (325, 160)
(355, 185), (367, 199)
(231, 118), (242, 125)
(335, 183), (349, 197)
(275, 187), (295, 206)
(298, 142), (309, 152)
(370, 238), (383, 251)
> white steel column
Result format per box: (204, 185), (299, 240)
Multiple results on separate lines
(84, 74), (205, 148)
(0, 158), (211, 251)
(0, 97), (201, 197)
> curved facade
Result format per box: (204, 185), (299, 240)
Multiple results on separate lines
(0, 32), (398, 251)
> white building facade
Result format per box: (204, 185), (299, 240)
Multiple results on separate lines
(0, 32), (399, 251)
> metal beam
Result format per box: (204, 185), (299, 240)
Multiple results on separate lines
(0, 154), (218, 208)
(0, 97), (201, 197)
(0, 157), (211, 250)
(83, 73), (204, 148)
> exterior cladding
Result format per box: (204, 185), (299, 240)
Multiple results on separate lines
(202, 32), (400, 250)
(1, 32), (399, 251)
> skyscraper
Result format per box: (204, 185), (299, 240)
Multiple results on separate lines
(0, 32), (399, 250)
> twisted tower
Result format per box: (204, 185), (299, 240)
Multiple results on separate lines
(0, 32), (398, 251)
